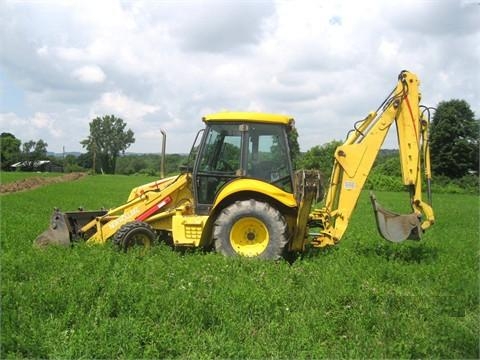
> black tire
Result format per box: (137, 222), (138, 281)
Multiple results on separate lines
(213, 199), (288, 260)
(113, 221), (157, 252)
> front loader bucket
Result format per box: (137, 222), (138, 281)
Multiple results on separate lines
(34, 208), (108, 247)
(34, 209), (72, 247)
(370, 193), (422, 243)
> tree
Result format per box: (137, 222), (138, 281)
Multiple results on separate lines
(76, 152), (93, 170)
(21, 139), (48, 170)
(81, 115), (135, 174)
(63, 154), (86, 173)
(116, 155), (148, 175)
(298, 140), (342, 179)
(0, 133), (21, 170)
(430, 99), (479, 178)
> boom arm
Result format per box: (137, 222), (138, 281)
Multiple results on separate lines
(310, 70), (435, 247)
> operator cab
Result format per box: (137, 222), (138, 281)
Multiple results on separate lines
(193, 112), (295, 214)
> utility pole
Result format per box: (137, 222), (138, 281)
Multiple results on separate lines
(160, 129), (166, 178)
(92, 142), (96, 175)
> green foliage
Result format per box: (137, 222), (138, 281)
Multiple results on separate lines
(76, 152), (93, 170)
(299, 140), (342, 179)
(430, 99), (479, 178)
(62, 154), (86, 173)
(365, 152), (404, 191)
(0, 133), (21, 170)
(115, 154), (188, 176)
(431, 174), (480, 195)
(165, 154), (189, 175)
(373, 156), (401, 177)
(366, 156), (479, 194)
(0, 171), (61, 184)
(365, 173), (404, 192)
(81, 115), (135, 174)
(18, 139), (48, 170)
(116, 155), (148, 175)
(1, 175), (478, 358)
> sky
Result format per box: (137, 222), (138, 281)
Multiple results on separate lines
(1, 0), (479, 155)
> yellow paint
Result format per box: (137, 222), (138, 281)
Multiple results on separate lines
(127, 175), (178, 202)
(85, 174), (190, 244)
(229, 217), (269, 257)
(312, 70), (435, 247)
(213, 178), (297, 210)
(172, 214), (208, 246)
(203, 112), (293, 126)
(76, 71), (436, 254)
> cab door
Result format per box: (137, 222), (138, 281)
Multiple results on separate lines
(193, 123), (244, 214)
(245, 123), (293, 193)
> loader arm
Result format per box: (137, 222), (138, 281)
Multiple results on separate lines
(310, 70), (435, 247)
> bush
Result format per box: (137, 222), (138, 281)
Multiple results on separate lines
(137, 168), (158, 176)
(365, 173), (404, 192)
(432, 174), (479, 195)
(364, 173), (479, 195)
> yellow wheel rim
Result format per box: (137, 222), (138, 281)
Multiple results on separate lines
(230, 217), (269, 257)
(128, 233), (152, 251)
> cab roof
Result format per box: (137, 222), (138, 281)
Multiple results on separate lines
(203, 112), (294, 126)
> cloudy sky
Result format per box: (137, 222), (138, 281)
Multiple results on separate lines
(1, 0), (479, 154)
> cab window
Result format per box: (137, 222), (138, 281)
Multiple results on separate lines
(195, 124), (242, 208)
(246, 124), (292, 192)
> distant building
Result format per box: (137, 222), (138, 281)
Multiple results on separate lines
(10, 160), (63, 172)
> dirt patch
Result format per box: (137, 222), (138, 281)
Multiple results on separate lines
(0, 172), (87, 194)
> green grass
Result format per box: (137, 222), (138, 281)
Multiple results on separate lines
(0, 171), (63, 185)
(1, 175), (479, 358)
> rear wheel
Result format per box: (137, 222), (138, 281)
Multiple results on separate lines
(213, 199), (288, 259)
(113, 221), (156, 252)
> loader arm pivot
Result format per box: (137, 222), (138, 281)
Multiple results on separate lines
(310, 70), (435, 247)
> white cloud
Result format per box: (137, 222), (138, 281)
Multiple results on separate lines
(92, 92), (160, 124)
(55, 47), (87, 62)
(0, 112), (27, 129)
(0, 112), (64, 145)
(0, 0), (479, 154)
(72, 65), (106, 84)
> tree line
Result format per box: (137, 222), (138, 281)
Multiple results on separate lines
(0, 136), (49, 171)
(1, 100), (478, 184)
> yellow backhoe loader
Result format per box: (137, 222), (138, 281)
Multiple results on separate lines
(35, 70), (435, 259)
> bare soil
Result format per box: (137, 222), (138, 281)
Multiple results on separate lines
(0, 172), (87, 194)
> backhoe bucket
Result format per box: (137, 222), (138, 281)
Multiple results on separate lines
(34, 209), (107, 247)
(370, 193), (422, 243)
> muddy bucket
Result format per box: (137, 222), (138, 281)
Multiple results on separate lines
(34, 208), (107, 247)
(370, 193), (422, 243)
(34, 209), (72, 247)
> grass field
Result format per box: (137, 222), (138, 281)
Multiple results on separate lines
(0, 171), (62, 185)
(1, 173), (479, 358)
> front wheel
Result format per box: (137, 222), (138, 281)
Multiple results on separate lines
(213, 199), (288, 260)
(113, 221), (157, 252)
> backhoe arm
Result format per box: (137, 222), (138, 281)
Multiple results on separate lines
(310, 70), (435, 247)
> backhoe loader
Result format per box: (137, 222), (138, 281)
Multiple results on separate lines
(35, 70), (435, 259)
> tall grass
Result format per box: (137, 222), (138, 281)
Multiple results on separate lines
(1, 174), (479, 358)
